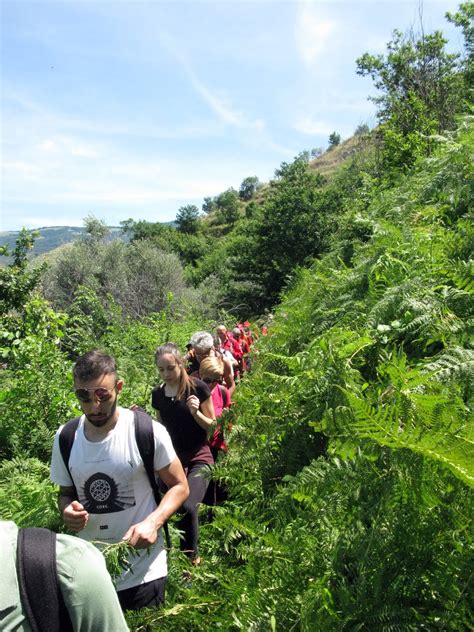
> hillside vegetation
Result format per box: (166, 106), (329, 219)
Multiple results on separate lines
(131, 119), (471, 631)
(0, 6), (472, 631)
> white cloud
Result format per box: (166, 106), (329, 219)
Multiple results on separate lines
(293, 92), (375, 137)
(2, 161), (41, 177)
(2, 141), (244, 208)
(188, 74), (265, 131)
(48, 180), (226, 205)
(295, 3), (336, 65)
(70, 144), (100, 159)
(293, 116), (333, 136)
(38, 139), (56, 152)
(36, 135), (101, 159)
(4, 87), (219, 142)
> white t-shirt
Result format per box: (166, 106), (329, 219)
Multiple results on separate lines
(50, 407), (177, 591)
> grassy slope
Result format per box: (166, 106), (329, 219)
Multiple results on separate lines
(308, 133), (375, 178)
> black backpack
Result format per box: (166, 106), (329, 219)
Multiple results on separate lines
(16, 527), (73, 632)
(58, 409), (170, 547)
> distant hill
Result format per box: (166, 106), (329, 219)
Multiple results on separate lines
(0, 222), (179, 263)
(0, 226), (125, 263)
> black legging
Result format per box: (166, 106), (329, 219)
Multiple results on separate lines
(177, 461), (210, 560)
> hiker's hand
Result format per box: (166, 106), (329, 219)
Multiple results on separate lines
(63, 500), (89, 532)
(186, 395), (200, 415)
(123, 517), (158, 549)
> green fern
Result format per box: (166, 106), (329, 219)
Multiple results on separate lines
(340, 355), (473, 486)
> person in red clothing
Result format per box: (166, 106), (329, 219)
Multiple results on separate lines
(242, 322), (254, 347)
(199, 356), (232, 506)
(199, 355), (232, 458)
(231, 327), (250, 375)
(216, 325), (242, 363)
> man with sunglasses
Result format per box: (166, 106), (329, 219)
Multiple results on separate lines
(50, 350), (189, 611)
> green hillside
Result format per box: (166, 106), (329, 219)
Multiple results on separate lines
(179, 121), (473, 630)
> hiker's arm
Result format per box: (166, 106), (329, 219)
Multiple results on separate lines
(223, 359), (236, 396)
(186, 394), (216, 431)
(59, 486), (89, 532)
(123, 457), (188, 549)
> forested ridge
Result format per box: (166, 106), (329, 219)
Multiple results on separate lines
(1, 6), (473, 630)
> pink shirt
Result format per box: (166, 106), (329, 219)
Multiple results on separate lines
(211, 383), (230, 418)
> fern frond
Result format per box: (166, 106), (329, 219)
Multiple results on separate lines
(450, 260), (474, 292)
(0, 457), (60, 529)
(342, 388), (473, 486)
(424, 347), (474, 387)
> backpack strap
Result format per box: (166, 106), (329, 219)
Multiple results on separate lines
(134, 409), (171, 548)
(134, 410), (158, 500)
(58, 417), (81, 481)
(16, 527), (73, 632)
(58, 416), (81, 496)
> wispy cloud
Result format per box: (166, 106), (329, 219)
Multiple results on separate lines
(3, 86), (219, 142)
(293, 116), (334, 136)
(2, 123), (258, 222)
(158, 32), (265, 132)
(295, 3), (336, 65)
(190, 75), (265, 131)
(37, 135), (101, 159)
(2, 161), (41, 178)
(293, 92), (375, 138)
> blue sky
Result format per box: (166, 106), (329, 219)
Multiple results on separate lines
(1, 0), (463, 232)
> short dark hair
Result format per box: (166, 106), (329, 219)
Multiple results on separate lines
(73, 350), (117, 382)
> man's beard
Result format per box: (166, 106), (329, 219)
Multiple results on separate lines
(85, 398), (118, 428)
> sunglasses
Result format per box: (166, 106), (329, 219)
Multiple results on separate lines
(74, 386), (116, 402)
(202, 377), (221, 385)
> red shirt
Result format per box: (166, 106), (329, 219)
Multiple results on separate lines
(209, 384), (231, 451)
(220, 333), (242, 360)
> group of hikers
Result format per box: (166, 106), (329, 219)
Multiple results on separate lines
(1, 322), (260, 631)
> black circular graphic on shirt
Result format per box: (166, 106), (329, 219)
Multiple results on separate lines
(89, 474), (115, 502)
(83, 472), (124, 514)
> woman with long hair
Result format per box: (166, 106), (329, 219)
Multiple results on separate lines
(152, 343), (216, 565)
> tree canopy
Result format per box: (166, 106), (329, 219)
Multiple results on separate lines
(176, 204), (200, 234)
